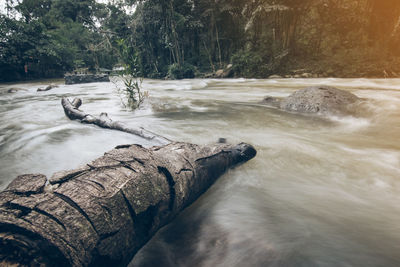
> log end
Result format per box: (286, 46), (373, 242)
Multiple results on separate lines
(71, 98), (82, 109)
(230, 142), (257, 164)
(0, 230), (69, 267)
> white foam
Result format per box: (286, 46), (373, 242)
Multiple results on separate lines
(327, 115), (371, 131)
(340, 146), (400, 171)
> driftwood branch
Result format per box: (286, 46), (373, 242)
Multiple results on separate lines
(0, 141), (256, 266)
(61, 97), (171, 145)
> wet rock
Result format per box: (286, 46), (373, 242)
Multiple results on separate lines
(7, 88), (25, 93)
(215, 69), (224, 78)
(214, 64), (234, 78)
(260, 96), (281, 108)
(281, 86), (359, 114)
(261, 86), (360, 115)
(218, 138), (227, 143)
(223, 64), (234, 78)
(268, 75), (282, 79)
(301, 73), (313, 78)
(65, 74), (110, 85)
(37, 84), (58, 92)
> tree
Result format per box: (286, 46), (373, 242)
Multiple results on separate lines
(0, 0), (118, 82)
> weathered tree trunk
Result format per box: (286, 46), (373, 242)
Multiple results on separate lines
(0, 141), (256, 266)
(61, 97), (171, 145)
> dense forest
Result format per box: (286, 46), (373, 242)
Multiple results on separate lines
(1, 0), (400, 82)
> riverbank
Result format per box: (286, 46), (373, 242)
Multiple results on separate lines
(197, 56), (400, 79)
(3, 56), (400, 84)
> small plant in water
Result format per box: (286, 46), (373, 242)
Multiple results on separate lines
(119, 74), (147, 109)
(116, 39), (148, 110)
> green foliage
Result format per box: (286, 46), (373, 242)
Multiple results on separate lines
(120, 75), (146, 109)
(0, 14), (64, 80)
(116, 39), (147, 109)
(3, 0), (400, 81)
(0, 0), (117, 82)
(231, 49), (269, 78)
(168, 63), (195, 79)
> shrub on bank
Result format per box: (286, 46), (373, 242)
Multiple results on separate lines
(168, 63), (196, 79)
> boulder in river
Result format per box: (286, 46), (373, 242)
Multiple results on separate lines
(262, 86), (360, 115)
(65, 74), (110, 85)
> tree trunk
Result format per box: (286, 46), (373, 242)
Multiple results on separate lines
(61, 97), (171, 146)
(0, 142), (256, 266)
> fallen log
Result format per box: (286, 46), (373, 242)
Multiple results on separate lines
(61, 97), (171, 145)
(0, 141), (256, 266)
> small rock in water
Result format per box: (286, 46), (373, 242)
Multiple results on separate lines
(218, 138), (227, 143)
(301, 73), (313, 78)
(7, 88), (18, 93)
(261, 96), (281, 108)
(7, 88), (25, 93)
(268, 74), (282, 79)
(37, 83), (58, 92)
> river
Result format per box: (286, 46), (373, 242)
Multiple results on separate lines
(1, 78), (400, 266)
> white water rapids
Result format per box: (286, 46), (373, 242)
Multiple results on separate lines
(0, 78), (400, 266)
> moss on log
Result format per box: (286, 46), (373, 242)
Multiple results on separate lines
(0, 141), (256, 266)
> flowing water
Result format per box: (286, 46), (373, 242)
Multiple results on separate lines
(1, 78), (400, 266)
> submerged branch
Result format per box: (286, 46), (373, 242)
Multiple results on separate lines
(61, 97), (171, 145)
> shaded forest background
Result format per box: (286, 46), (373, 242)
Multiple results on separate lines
(1, 0), (400, 82)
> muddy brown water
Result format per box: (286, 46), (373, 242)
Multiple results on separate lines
(1, 78), (400, 266)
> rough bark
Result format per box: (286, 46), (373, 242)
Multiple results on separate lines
(61, 97), (171, 145)
(0, 142), (256, 266)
